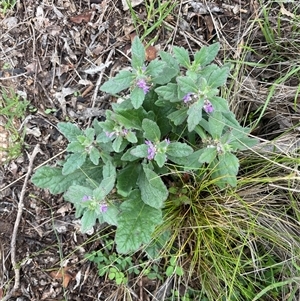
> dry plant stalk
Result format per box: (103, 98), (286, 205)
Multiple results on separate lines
(1, 144), (41, 301)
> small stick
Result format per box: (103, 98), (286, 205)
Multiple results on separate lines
(1, 144), (41, 301)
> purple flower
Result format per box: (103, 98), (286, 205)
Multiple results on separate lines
(203, 100), (214, 113)
(182, 93), (193, 103)
(165, 138), (170, 145)
(145, 140), (156, 160)
(136, 79), (150, 94)
(122, 128), (129, 136)
(82, 195), (92, 202)
(100, 202), (108, 213)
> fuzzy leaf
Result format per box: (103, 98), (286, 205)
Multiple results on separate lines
(146, 59), (166, 78)
(58, 122), (82, 142)
(166, 142), (193, 157)
(81, 210), (97, 233)
(116, 163), (140, 196)
(114, 109), (145, 130)
(213, 153), (239, 188)
(115, 191), (163, 254)
(142, 119), (161, 142)
(177, 76), (198, 94)
(131, 36), (145, 69)
(67, 141), (85, 153)
(138, 165), (168, 208)
(125, 131), (137, 143)
(31, 164), (102, 194)
(62, 152), (87, 175)
(155, 83), (179, 102)
(207, 65), (230, 88)
(131, 86), (145, 109)
(100, 70), (134, 94)
(89, 147), (101, 165)
(154, 152), (167, 168)
(130, 144), (148, 158)
(198, 147), (217, 164)
(208, 111), (225, 139)
(187, 99), (204, 132)
(167, 108), (188, 125)
(173, 46), (190, 68)
(112, 135), (123, 153)
(193, 43), (220, 67)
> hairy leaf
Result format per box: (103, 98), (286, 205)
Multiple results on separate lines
(138, 165), (168, 208)
(58, 122), (82, 142)
(100, 70), (134, 94)
(31, 164), (102, 194)
(115, 191), (163, 254)
(142, 119), (161, 142)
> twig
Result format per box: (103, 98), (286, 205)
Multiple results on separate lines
(1, 144), (41, 301)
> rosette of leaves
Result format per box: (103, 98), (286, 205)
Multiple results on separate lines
(32, 37), (257, 254)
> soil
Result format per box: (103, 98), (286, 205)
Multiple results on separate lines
(0, 0), (299, 300)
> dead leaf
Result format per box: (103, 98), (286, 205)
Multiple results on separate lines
(280, 4), (295, 18)
(146, 46), (157, 61)
(70, 11), (93, 24)
(122, 0), (144, 11)
(49, 267), (73, 288)
(190, 1), (222, 14)
(204, 15), (214, 39)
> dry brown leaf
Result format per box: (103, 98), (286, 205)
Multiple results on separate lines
(49, 267), (73, 288)
(146, 46), (157, 61)
(122, 0), (143, 11)
(69, 11), (93, 24)
(280, 4), (295, 18)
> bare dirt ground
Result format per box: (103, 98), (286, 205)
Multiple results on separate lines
(1, 1), (300, 300)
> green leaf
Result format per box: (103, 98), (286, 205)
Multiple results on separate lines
(31, 164), (102, 194)
(64, 185), (93, 206)
(168, 149), (203, 169)
(126, 131), (137, 143)
(193, 43), (220, 67)
(142, 119), (161, 142)
(100, 70), (134, 94)
(130, 144), (148, 158)
(116, 163), (140, 196)
(89, 147), (101, 165)
(66, 141), (85, 153)
(154, 152), (167, 168)
(212, 153), (239, 188)
(166, 266), (174, 277)
(155, 83), (180, 102)
(166, 142), (193, 157)
(167, 108), (188, 125)
(103, 204), (119, 226)
(112, 135), (123, 153)
(187, 99), (204, 132)
(146, 59), (166, 78)
(115, 191), (163, 254)
(208, 111), (225, 139)
(173, 46), (190, 68)
(58, 122), (82, 142)
(207, 65), (230, 88)
(198, 147), (217, 164)
(93, 177), (115, 200)
(131, 36), (145, 69)
(177, 76), (198, 94)
(159, 51), (180, 74)
(114, 109), (145, 130)
(84, 127), (95, 142)
(138, 165), (168, 208)
(81, 210), (97, 233)
(62, 152), (87, 175)
(131, 86), (145, 109)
